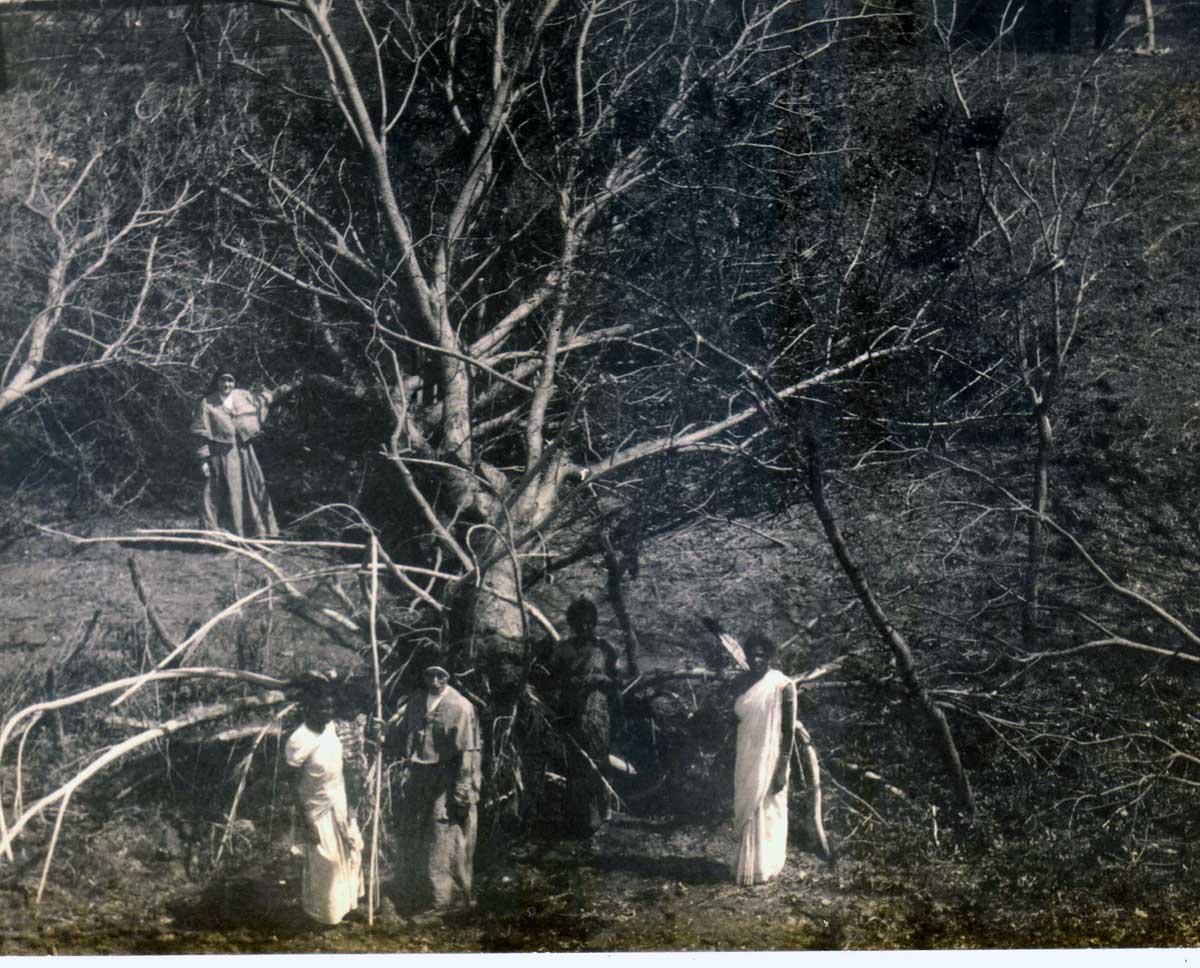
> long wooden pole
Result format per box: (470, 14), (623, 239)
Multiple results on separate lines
(367, 535), (383, 926)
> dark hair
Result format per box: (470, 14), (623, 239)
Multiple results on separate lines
(566, 596), (598, 629)
(743, 630), (778, 662)
(204, 366), (238, 395)
(294, 670), (335, 705)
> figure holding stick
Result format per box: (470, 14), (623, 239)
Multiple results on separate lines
(374, 656), (481, 922)
(190, 366), (278, 538)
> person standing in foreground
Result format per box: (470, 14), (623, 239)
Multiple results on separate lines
(546, 597), (621, 838)
(190, 366), (278, 538)
(285, 674), (365, 926)
(732, 631), (796, 886)
(384, 660), (482, 919)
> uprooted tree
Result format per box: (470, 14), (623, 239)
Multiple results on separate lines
(0, 0), (938, 887)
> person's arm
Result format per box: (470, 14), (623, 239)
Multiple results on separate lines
(291, 767), (321, 844)
(600, 638), (622, 682)
(190, 400), (212, 477)
(225, 388), (267, 442)
(447, 703), (482, 825)
(770, 681), (796, 794)
(368, 703), (408, 759)
(252, 387), (273, 429)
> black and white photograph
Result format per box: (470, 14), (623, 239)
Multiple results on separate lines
(1, 0), (1199, 954)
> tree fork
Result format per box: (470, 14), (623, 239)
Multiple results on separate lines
(804, 433), (977, 822)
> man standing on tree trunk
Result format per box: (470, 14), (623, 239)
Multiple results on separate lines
(375, 659), (481, 923)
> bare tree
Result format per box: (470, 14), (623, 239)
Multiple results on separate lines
(932, 37), (1157, 651)
(0, 85), (201, 416)
(179, 0), (927, 657)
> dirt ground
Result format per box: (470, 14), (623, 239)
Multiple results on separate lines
(0, 511), (363, 681)
(2, 512), (1199, 953)
(3, 807), (1195, 954)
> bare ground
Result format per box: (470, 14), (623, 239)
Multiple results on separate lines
(3, 808), (1195, 954)
(2, 511), (1199, 952)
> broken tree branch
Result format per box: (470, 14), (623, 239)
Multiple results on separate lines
(1, 688), (289, 876)
(127, 554), (179, 655)
(807, 434), (977, 821)
(794, 719), (832, 860)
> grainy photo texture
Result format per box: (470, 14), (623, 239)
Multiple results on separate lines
(1, 0), (1199, 954)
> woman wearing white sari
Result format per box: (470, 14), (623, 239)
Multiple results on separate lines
(733, 632), (796, 886)
(286, 676), (364, 925)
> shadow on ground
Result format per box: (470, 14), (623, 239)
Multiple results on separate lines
(581, 852), (728, 884)
(166, 858), (311, 940)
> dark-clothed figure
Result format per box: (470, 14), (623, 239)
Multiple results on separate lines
(389, 663), (482, 916)
(190, 367), (278, 538)
(546, 597), (621, 837)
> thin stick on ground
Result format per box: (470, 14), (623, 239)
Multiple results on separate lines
(127, 554), (179, 655)
(35, 790), (72, 906)
(12, 713), (43, 838)
(216, 703), (297, 864)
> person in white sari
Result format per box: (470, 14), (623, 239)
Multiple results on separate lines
(286, 677), (365, 925)
(732, 632), (796, 886)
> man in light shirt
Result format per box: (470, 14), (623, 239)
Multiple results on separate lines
(378, 659), (481, 922)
